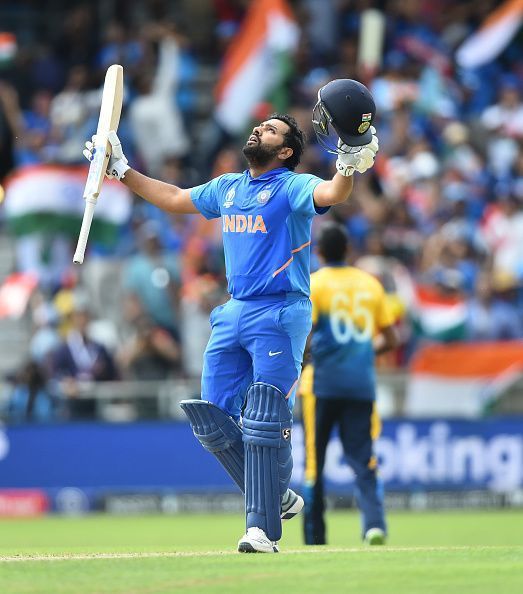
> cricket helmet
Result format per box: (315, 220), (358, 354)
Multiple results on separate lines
(312, 78), (376, 154)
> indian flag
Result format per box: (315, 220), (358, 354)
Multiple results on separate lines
(3, 165), (132, 246)
(410, 284), (467, 342)
(215, 0), (299, 135)
(0, 32), (17, 64)
(406, 342), (523, 417)
(456, 0), (523, 68)
(0, 272), (38, 319)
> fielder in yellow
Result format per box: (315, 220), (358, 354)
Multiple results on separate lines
(300, 222), (397, 545)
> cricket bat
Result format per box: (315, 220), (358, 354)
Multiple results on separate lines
(73, 64), (124, 264)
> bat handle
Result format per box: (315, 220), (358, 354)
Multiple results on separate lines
(73, 198), (97, 264)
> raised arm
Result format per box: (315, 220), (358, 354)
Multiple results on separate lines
(121, 169), (198, 214)
(313, 128), (379, 208)
(84, 131), (198, 214)
(313, 172), (354, 208)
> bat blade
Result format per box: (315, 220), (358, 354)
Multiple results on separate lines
(73, 64), (123, 264)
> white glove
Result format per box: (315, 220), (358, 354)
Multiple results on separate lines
(83, 130), (130, 180)
(336, 126), (379, 177)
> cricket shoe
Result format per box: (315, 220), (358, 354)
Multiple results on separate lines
(281, 489), (304, 522)
(237, 527), (279, 553)
(364, 527), (386, 545)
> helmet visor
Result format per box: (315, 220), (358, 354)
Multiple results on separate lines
(312, 100), (367, 155)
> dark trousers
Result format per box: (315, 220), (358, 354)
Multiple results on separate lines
(302, 393), (386, 545)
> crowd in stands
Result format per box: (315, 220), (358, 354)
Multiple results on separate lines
(1, 0), (523, 422)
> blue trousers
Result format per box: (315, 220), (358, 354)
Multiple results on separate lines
(201, 295), (312, 419)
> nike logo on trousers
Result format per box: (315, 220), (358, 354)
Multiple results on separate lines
(269, 351), (283, 357)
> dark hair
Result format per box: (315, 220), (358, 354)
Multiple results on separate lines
(269, 112), (305, 171)
(317, 222), (349, 263)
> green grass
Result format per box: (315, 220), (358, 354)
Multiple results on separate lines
(0, 510), (522, 594)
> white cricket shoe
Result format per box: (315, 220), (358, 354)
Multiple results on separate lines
(237, 527), (279, 553)
(281, 489), (304, 522)
(364, 527), (386, 545)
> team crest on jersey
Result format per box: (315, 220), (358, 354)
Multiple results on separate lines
(257, 190), (271, 205)
(224, 188), (235, 208)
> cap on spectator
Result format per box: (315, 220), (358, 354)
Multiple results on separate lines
(491, 270), (518, 292)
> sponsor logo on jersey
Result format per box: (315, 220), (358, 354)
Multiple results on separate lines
(223, 188), (235, 208)
(223, 214), (267, 234)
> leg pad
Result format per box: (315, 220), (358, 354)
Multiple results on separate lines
(180, 399), (244, 491)
(242, 383), (293, 542)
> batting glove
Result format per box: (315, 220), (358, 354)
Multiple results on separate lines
(335, 126), (379, 177)
(83, 130), (130, 180)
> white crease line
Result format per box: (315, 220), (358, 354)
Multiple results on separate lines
(0, 545), (517, 563)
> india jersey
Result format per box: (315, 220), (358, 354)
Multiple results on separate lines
(310, 265), (394, 400)
(191, 167), (325, 299)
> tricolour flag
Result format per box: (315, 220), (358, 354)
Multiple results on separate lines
(410, 284), (467, 342)
(3, 165), (132, 246)
(0, 32), (17, 63)
(406, 342), (523, 417)
(0, 272), (38, 319)
(456, 0), (523, 68)
(214, 0), (299, 135)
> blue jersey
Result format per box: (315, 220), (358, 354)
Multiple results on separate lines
(191, 167), (325, 299)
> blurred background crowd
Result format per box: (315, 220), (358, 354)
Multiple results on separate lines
(1, 0), (523, 423)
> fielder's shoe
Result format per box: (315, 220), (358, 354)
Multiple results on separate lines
(364, 527), (386, 545)
(237, 527), (279, 553)
(281, 489), (304, 522)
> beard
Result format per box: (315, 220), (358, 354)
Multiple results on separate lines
(242, 141), (282, 167)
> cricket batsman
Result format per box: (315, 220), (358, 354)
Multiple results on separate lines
(84, 79), (379, 553)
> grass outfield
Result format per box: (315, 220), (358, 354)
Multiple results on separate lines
(0, 510), (522, 594)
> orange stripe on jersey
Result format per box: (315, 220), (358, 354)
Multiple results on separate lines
(272, 255), (294, 278)
(292, 240), (311, 254)
(272, 240), (311, 278)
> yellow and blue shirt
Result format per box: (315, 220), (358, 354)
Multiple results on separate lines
(191, 168), (326, 299)
(310, 265), (394, 400)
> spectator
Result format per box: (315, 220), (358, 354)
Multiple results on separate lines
(128, 24), (189, 176)
(482, 192), (523, 281)
(466, 271), (523, 341)
(4, 361), (56, 424)
(49, 64), (100, 164)
(50, 292), (119, 419)
(122, 220), (182, 340)
(117, 314), (181, 380)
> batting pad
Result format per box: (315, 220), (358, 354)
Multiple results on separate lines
(242, 383), (293, 542)
(180, 399), (244, 491)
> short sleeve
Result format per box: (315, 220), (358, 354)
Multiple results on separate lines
(375, 284), (395, 330)
(190, 176), (223, 220)
(286, 173), (326, 217)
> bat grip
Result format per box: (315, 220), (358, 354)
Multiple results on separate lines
(73, 198), (97, 264)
